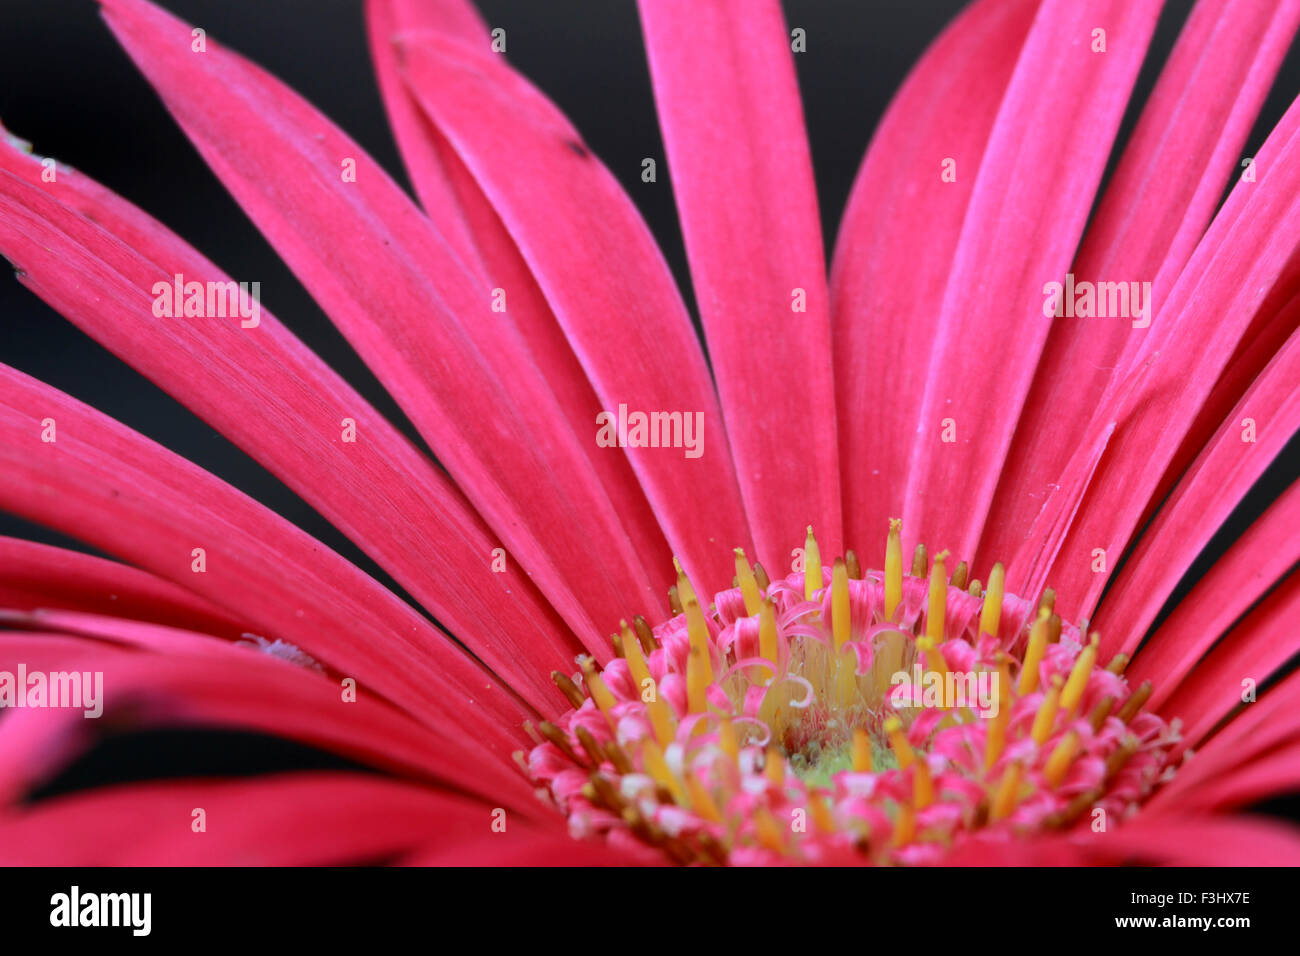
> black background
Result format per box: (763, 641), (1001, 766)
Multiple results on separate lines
(1, 1), (1298, 816)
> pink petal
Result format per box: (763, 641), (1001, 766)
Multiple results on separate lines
(902, 0), (1161, 564)
(0, 772), (546, 865)
(638, 0), (840, 564)
(0, 152), (584, 710)
(1096, 324), (1300, 659)
(0, 626), (541, 815)
(1144, 670), (1300, 812)
(0, 536), (242, 638)
(1158, 567), (1300, 746)
(389, 12), (755, 595)
(830, 0), (1037, 553)
(1070, 815), (1300, 865)
(1128, 478), (1300, 711)
(98, 0), (668, 644)
(365, 1), (675, 582)
(980, 0), (1300, 569)
(1026, 89), (1300, 617)
(0, 363), (532, 759)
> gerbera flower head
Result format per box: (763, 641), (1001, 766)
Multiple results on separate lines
(528, 524), (1181, 865)
(0, 0), (1299, 867)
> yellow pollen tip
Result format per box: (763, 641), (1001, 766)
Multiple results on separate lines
(804, 526), (822, 601)
(734, 548), (763, 616)
(980, 562), (1005, 639)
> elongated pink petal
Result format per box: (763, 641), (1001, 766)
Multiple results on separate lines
(637, 0), (840, 564)
(0, 364), (532, 758)
(1028, 91), (1300, 616)
(404, 833), (644, 866)
(1127, 479), (1300, 710)
(364, 0), (489, 234)
(389, 12), (754, 595)
(1144, 670), (1300, 812)
(0, 147), (583, 710)
(364, 3), (674, 587)
(980, 0), (1300, 567)
(1158, 569), (1300, 746)
(1095, 325), (1300, 658)
(1070, 815), (1300, 865)
(0, 536), (242, 638)
(98, 0), (667, 645)
(0, 773), (546, 865)
(830, 0), (1037, 553)
(0, 626), (542, 815)
(902, 0), (1160, 563)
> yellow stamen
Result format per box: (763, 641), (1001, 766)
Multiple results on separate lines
(1106, 652), (1129, 675)
(1030, 676), (1063, 745)
(979, 562), (1005, 639)
(1018, 608), (1051, 695)
(641, 739), (686, 806)
(885, 518), (903, 619)
(990, 762), (1023, 820)
(911, 543), (928, 577)
(926, 549), (949, 642)
(758, 597), (779, 683)
(684, 594), (714, 686)
(685, 773), (723, 823)
(985, 655), (1013, 770)
(1060, 633), (1099, 718)
(734, 548), (763, 616)
(1117, 681), (1153, 723)
(686, 641), (710, 716)
(913, 760), (934, 809)
(579, 655), (618, 728)
(831, 557), (851, 651)
(620, 620), (653, 694)
(754, 807), (785, 852)
(885, 716), (914, 770)
(1043, 730), (1080, 788)
(646, 696), (676, 747)
(673, 556), (697, 606)
(852, 727), (873, 772)
(810, 793), (835, 833)
(765, 746), (785, 787)
(803, 526), (822, 601)
(892, 804), (915, 846)
(718, 718), (739, 760)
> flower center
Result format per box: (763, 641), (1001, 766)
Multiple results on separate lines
(524, 521), (1182, 865)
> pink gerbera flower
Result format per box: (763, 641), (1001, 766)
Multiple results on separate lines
(1, 0), (1299, 866)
